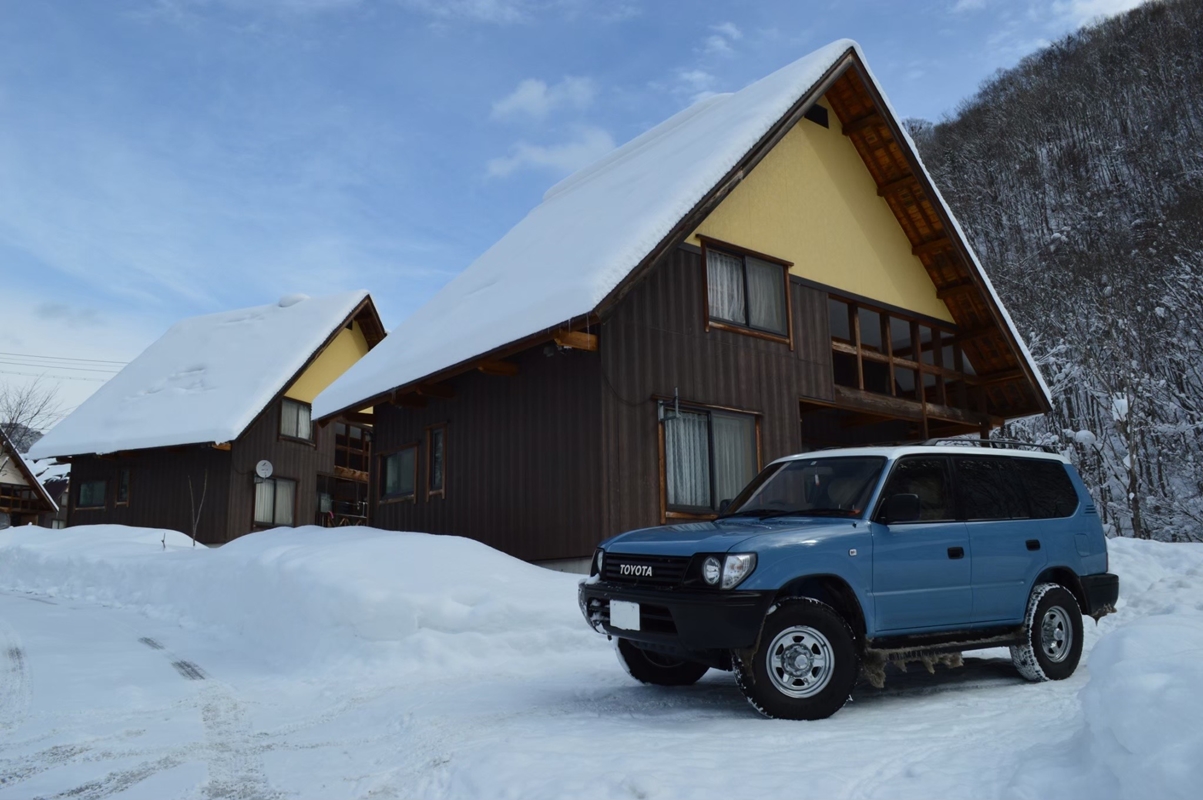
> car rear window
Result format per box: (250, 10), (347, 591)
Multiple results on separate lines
(954, 457), (1030, 520)
(1014, 458), (1079, 518)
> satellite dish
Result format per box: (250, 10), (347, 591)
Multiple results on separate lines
(255, 460), (274, 479)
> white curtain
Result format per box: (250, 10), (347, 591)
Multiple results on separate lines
(253, 479), (275, 525)
(707, 250), (746, 324)
(666, 410), (711, 508)
(712, 413), (757, 508)
(746, 258), (786, 334)
(280, 400), (299, 437)
(296, 403), (311, 439)
(274, 478), (296, 526)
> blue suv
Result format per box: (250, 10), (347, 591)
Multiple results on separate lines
(579, 442), (1119, 719)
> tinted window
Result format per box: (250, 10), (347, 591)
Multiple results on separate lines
(954, 457), (1029, 520)
(1015, 459), (1079, 518)
(878, 457), (953, 522)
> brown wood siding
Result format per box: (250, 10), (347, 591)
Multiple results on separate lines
(371, 343), (603, 562)
(599, 246), (833, 536)
(227, 398), (333, 539)
(67, 447), (232, 543)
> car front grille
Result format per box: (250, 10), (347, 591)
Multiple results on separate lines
(602, 553), (690, 589)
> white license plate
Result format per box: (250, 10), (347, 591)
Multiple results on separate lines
(609, 600), (640, 631)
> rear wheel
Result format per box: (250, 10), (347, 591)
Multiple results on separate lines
(615, 639), (710, 686)
(734, 598), (859, 720)
(1011, 583), (1084, 681)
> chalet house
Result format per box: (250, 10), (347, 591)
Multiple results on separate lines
(0, 427), (59, 529)
(313, 40), (1051, 570)
(28, 292), (384, 543)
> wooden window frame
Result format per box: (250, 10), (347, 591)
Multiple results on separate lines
(425, 423), (447, 500)
(334, 422), (372, 479)
(378, 443), (419, 505)
(76, 478), (107, 510)
(251, 474), (299, 529)
(698, 236), (795, 349)
(115, 468), (131, 506)
(656, 398), (763, 524)
(278, 398), (316, 446)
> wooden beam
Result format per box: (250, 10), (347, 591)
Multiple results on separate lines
(341, 411), (375, 427)
(936, 279), (977, 300)
(912, 237), (953, 257)
(552, 330), (599, 352)
(415, 383), (455, 399)
(211, 442), (231, 451)
(973, 368), (1025, 386)
(391, 393), (428, 408)
(334, 465), (370, 482)
(950, 327), (997, 347)
(478, 360), (518, 377)
(877, 173), (917, 197)
(842, 111), (882, 136)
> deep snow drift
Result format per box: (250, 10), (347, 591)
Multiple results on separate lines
(1, 526), (1200, 799)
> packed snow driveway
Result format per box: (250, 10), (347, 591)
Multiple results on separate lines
(1, 527), (1199, 800)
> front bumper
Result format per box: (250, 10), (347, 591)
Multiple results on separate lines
(578, 580), (773, 651)
(1080, 572), (1119, 619)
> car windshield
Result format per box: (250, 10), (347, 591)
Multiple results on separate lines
(720, 456), (887, 520)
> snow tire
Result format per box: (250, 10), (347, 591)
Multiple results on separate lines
(733, 598), (859, 720)
(1011, 583), (1084, 682)
(614, 639), (710, 686)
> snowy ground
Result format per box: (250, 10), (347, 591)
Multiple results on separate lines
(0, 526), (1200, 800)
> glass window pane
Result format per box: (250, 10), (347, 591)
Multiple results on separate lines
(863, 360), (891, 396)
(79, 480), (106, 507)
(894, 368), (918, 401)
(919, 327), (936, 365)
(707, 250), (746, 324)
(254, 479), (275, 525)
(858, 308), (883, 352)
(383, 454), (400, 496)
(274, 478), (296, 526)
(429, 428), (445, 492)
(1015, 459), (1079, 518)
(712, 413), (757, 509)
(746, 258), (786, 334)
(665, 410), (711, 509)
(832, 351), (859, 389)
(117, 470), (130, 503)
(880, 457), (953, 521)
(398, 447), (416, 496)
(889, 317), (912, 358)
(297, 404), (311, 440)
(828, 299), (851, 342)
(281, 400), (299, 437)
(954, 457), (1030, 520)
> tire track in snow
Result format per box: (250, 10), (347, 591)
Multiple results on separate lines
(0, 620), (30, 733)
(196, 685), (285, 800)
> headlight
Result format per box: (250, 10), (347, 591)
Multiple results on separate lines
(721, 553), (757, 589)
(593, 548), (604, 577)
(702, 556), (722, 585)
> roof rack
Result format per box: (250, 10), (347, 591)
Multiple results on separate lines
(923, 438), (1058, 454)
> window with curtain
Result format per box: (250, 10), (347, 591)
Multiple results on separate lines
(427, 426), (446, 496)
(116, 469), (130, 505)
(253, 477), (296, 526)
(381, 446), (417, 500)
(280, 399), (313, 440)
(706, 247), (788, 336)
(78, 479), (106, 509)
(664, 407), (758, 513)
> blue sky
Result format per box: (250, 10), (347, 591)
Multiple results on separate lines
(0, 0), (1146, 414)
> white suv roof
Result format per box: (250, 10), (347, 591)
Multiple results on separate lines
(774, 442), (1070, 466)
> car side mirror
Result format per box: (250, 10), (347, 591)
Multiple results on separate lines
(884, 493), (921, 524)
(718, 499), (732, 514)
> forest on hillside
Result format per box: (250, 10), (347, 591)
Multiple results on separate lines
(909, 0), (1203, 540)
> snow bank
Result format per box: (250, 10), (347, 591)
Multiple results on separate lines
(1012, 537), (1203, 799)
(0, 525), (593, 674)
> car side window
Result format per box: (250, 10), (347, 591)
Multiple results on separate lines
(1014, 458), (1079, 518)
(954, 456), (1030, 520)
(876, 456), (954, 522)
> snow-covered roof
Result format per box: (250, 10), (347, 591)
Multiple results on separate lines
(313, 39), (1049, 419)
(1, 426), (59, 511)
(29, 292), (372, 459)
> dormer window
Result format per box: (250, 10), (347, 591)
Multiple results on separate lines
(703, 242), (789, 338)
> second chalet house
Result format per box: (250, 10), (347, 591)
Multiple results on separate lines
(28, 292), (384, 543)
(1, 426), (59, 529)
(313, 40), (1052, 570)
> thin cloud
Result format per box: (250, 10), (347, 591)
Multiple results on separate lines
(950, 0), (986, 12)
(491, 76), (596, 120)
(486, 126), (616, 178)
(1051, 0), (1152, 25)
(709, 21), (742, 40)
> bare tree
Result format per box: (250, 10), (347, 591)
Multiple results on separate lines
(0, 377), (65, 453)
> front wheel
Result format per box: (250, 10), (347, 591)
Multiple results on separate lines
(1011, 583), (1084, 681)
(734, 598), (859, 720)
(615, 639), (710, 686)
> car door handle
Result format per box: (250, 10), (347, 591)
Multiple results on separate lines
(1026, 539), (1041, 551)
(947, 546), (965, 559)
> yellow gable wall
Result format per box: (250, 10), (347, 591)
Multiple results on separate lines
(285, 320), (372, 405)
(687, 97), (953, 323)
